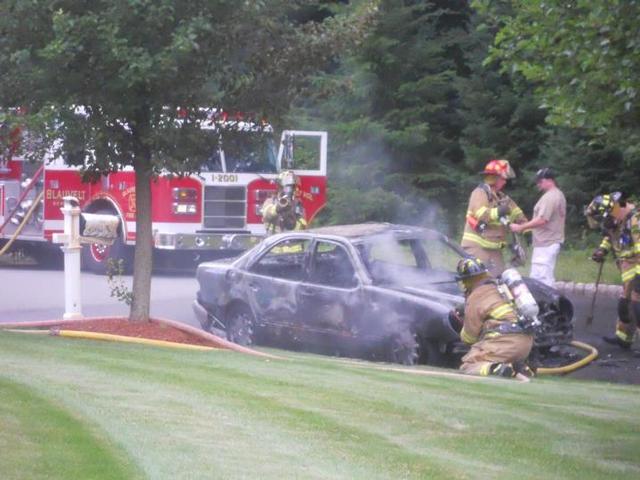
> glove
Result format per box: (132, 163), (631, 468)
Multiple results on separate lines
(591, 248), (607, 263)
(497, 203), (511, 219)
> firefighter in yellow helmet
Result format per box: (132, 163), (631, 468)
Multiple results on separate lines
(461, 159), (528, 277)
(454, 257), (534, 380)
(261, 170), (308, 234)
(585, 192), (640, 349)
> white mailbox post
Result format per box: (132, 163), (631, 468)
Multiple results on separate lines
(52, 196), (120, 320)
(52, 196), (83, 320)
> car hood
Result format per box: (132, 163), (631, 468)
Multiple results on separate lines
(374, 269), (464, 307)
(374, 267), (460, 292)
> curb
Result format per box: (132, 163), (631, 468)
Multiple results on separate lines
(553, 281), (622, 298)
(0, 316), (280, 359)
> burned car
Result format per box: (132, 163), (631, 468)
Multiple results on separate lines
(193, 223), (573, 366)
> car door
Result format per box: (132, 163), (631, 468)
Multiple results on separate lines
(244, 237), (311, 329)
(296, 239), (362, 345)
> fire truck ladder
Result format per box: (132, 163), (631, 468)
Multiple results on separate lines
(0, 164), (45, 256)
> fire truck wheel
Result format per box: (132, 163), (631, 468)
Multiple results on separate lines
(81, 235), (132, 275)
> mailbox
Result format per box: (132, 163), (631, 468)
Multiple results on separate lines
(79, 212), (119, 245)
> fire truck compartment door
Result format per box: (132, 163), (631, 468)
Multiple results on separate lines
(277, 130), (327, 176)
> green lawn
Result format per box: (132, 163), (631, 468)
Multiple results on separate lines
(513, 247), (622, 285)
(555, 249), (621, 285)
(1, 332), (639, 479)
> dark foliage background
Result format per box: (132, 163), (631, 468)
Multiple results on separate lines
(288, 0), (640, 246)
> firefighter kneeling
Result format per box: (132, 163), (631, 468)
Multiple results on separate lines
(454, 257), (535, 380)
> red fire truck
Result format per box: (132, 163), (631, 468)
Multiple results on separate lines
(0, 116), (327, 273)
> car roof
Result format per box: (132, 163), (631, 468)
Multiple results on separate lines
(302, 222), (445, 243)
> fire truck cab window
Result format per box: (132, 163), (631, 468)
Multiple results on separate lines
(222, 132), (277, 173)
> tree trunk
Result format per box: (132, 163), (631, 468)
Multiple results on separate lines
(129, 151), (154, 323)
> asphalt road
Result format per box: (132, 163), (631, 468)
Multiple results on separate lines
(564, 291), (640, 385)
(0, 262), (200, 328)
(1, 261), (639, 385)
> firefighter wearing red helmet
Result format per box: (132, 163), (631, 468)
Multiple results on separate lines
(454, 257), (534, 380)
(585, 192), (640, 349)
(461, 159), (528, 277)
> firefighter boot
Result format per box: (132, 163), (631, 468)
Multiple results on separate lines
(602, 334), (633, 350)
(602, 319), (635, 350)
(513, 360), (536, 378)
(488, 362), (515, 378)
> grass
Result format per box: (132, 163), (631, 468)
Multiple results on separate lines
(1, 332), (640, 479)
(513, 247), (622, 285)
(554, 249), (621, 285)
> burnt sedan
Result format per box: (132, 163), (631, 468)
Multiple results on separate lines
(193, 223), (573, 366)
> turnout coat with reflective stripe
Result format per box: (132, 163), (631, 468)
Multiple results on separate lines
(598, 209), (640, 283)
(460, 282), (518, 345)
(461, 185), (526, 250)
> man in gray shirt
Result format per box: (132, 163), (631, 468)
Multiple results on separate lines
(510, 168), (566, 286)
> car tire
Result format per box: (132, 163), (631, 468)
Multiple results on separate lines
(81, 210), (132, 275)
(226, 303), (255, 346)
(421, 338), (449, 367)
(387, 331), (419, 366)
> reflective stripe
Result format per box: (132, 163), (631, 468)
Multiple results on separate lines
(479, 364), (491, 376)
(475, 206), (488, 218)
(484, 331), (501, 338)
(616, 328), (633, 343)
(621, 265), (640, 283)
(489, 207), (499, 221)
(460, 328), (478, 344)
(600, 238), (612, 250)
(618, 244), (640, 257)
(462, 231), (505, 250)
(509, 207), (523, 222)
(488, 304), (514, 319)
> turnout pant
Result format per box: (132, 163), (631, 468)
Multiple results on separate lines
(462, 245), (505, 278)
(614, 258), (640, 343)
(460, 334), (534, 376)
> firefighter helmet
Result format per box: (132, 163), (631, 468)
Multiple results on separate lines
(455, 257), (489, 281)
(277, 170), (299, 197)
(585, 192), (623, 229)
(480, 159), (516, 179)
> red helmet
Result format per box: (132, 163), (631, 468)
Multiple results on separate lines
(480, 159), (515, 179)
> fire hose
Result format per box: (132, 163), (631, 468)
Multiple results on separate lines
(0, 189), (44, 256)
(537, 340), (598, 375)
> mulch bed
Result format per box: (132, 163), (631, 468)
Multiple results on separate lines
(60, 318), (220, 348)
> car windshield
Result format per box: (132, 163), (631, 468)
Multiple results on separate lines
(357, 233), (464, 284)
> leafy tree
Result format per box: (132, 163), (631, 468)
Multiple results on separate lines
(292, 0), (474, 235)
(474, 0), (640, 164)
(457, 9), (549, 232)
(0, 0), (376, 321)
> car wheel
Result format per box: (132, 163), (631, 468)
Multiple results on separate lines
(226, 304), (255, 346)
(421, 338), (449, 367)
(387, 331), (419, 366)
